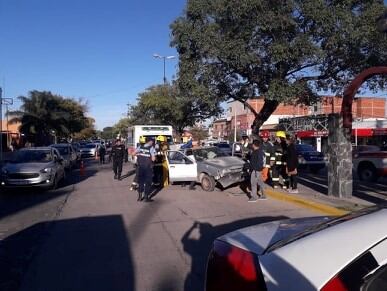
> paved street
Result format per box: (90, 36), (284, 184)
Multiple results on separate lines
(1, 159), (322, 291)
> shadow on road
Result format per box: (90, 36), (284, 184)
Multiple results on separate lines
(0, 159), (99, 220)
(0, 215), (134, 291)
(180, 215), (289, 291)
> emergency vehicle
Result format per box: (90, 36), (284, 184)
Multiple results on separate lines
(127, 125), (176, 163)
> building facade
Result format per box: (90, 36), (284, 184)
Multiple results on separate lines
(211, 96), (387, 147)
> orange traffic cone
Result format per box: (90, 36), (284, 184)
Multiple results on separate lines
(80, 160), (85, 176)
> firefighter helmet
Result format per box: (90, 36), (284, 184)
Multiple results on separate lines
(139, 136), (146, 143)
(275, 131), (286, 139)
(156, 135), (166, 142)
(260, 130), (270, 138)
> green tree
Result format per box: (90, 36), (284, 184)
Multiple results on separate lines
(190, 126), (209, 144)
(128, 84), (221, 133)
(113, 118), (131, 138)
(9, 91), (91, 145)
(101, 126), (114, 140)
(171, 0), (387, 135)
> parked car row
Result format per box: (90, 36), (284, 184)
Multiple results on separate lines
(0, 142), (106, 191)
(1, 147), (66, 190)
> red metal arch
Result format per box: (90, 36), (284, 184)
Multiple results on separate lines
(341, 66), (387, 129)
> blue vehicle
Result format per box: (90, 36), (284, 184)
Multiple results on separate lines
(295, 144), (326, 173)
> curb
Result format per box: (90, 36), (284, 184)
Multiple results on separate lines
(266, 188), (349, 216)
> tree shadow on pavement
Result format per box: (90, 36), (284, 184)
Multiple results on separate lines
(0, 215), (134, 291)
(0, 159), (98, 220)
(181, 215), (289, 291)
(298, 172), (387, 204)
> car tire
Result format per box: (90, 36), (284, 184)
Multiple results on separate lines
(201, 174), (216, 192)
(358, 164), (379, 182)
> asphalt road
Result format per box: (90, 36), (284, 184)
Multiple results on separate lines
(0, 159), (321, 291)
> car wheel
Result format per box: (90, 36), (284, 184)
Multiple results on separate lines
(201, 174), (216, 192)
(358, 164), (378, 182)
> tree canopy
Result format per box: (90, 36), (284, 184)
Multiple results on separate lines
(128, 84), (218, 132)
(9, 91), (92, 145)
(171, 0), (387, 135)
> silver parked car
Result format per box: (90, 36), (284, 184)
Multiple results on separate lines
(0, 147), (66, 190)
(165, 147), (246, 191)
(80, 143), (98, 158)
(51, 143), (77, 170)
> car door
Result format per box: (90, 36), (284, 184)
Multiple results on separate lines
(166, 151), (197, 182)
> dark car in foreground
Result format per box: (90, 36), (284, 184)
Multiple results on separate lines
(296, 144), (326, 173)
(1, 147), (66, 190)
(206, 206), (387, 291)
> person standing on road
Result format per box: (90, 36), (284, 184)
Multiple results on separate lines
(111, 139), (126, 180)
(286, 135), (299, 193)
(248, 139), (267, 202)
(259, 130), (274, 184)
(135, 137), (156, 202)
(272, 132), (285, 188)
(98, 142), (106, 164)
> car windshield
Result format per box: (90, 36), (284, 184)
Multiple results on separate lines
(296, 144), (315, 152)
(10, 150), (52, 163)
(192, 147), (227, 160)
(84, 144), (96, 148)
(53, 146), (69, 155)
(217, 143), (230, 148)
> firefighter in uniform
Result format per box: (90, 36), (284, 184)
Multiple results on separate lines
(276, 131), (290, 189)
(259, 130), (274, 184)
(154, 135), (166, 187)
(272, 131), (286, 188)
(135, 137), (156, 202)
(111, 139), (126, 180)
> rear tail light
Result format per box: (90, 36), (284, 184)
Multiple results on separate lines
(321, 275), (348, 291)
(205, 240), (267, 291)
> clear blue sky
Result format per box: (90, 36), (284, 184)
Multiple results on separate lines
(1, 0), (386, 130)
(0, 0), (185, 129)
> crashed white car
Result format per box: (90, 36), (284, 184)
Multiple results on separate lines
(165, 147), (246, 191)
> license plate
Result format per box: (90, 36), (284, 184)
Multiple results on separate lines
(11, 180), (31, 185)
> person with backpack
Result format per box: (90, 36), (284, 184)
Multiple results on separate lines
(248, 139), (268, 202)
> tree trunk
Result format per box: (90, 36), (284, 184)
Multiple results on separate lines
(251, 99), (279, 137)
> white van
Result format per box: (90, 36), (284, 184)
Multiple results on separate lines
(127, 125), (176, 162)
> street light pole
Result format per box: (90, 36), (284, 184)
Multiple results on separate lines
(153, 54), (175, 84)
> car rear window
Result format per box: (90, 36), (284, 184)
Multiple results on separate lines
(217, 144), (230, 148)
(265, 206), (385, 253)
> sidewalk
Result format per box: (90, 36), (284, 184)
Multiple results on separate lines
(265, 171), (387, 214)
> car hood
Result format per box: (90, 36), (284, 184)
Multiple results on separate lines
(217, 216), (331, 255)
(201, 156), (245, 169)
(4, 162), (52, 173)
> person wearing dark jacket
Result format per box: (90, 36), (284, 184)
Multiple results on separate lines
(248, 139), (267, 202)
(111, 139), (126, 180)
(286, 136), (299, 193)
